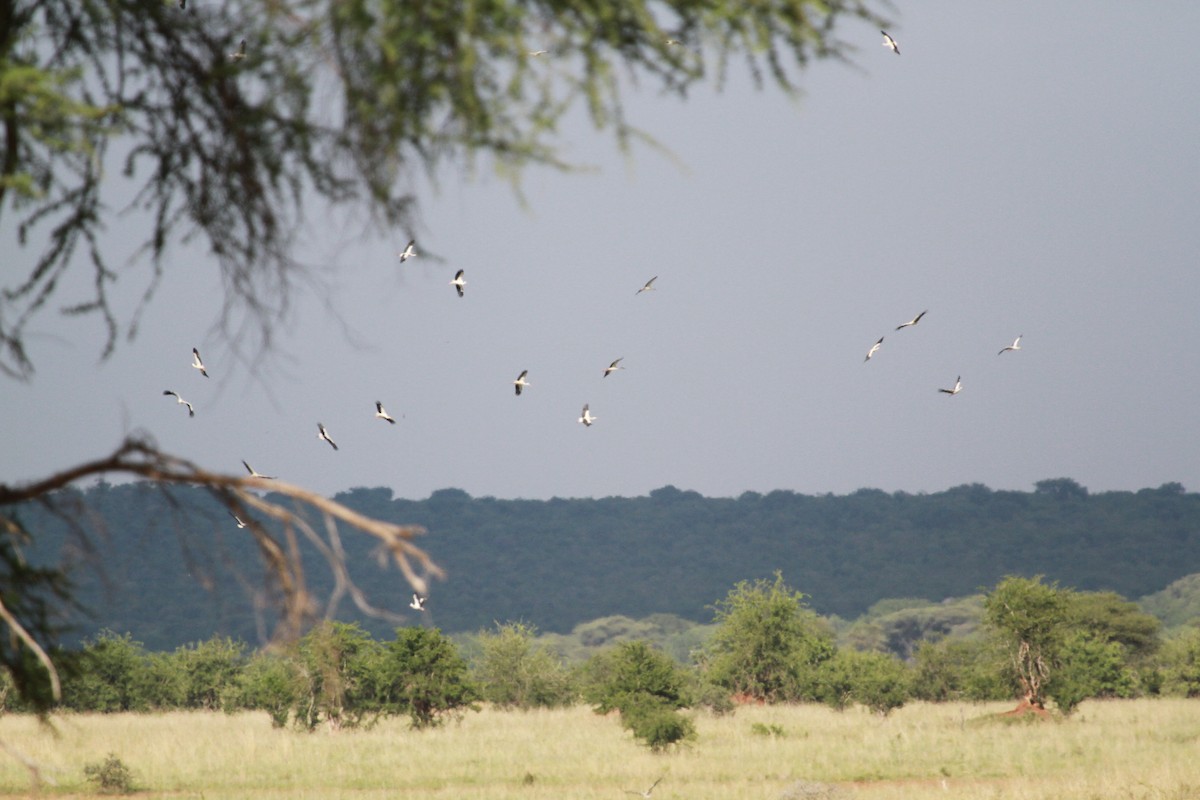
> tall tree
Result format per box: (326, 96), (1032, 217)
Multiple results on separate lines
(0, 0), (886, 719)
(983, 576), (1064, 711)
(704, 572), (835, 702)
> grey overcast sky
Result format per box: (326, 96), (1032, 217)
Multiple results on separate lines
(5, 2), (1200, 501)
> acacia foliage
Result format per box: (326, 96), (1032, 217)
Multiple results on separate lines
(0, 0), (884, 378)
(983, 576), (1160, 714)
(703, 572), (835, 702)
(474, 622), (575, 710)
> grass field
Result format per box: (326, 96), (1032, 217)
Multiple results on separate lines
(1, 700), (1198, 799)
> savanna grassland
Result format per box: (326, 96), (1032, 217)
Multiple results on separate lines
(1, 700), (1198, 800)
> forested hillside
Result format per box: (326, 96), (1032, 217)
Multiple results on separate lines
(16, 479), (1200, 650)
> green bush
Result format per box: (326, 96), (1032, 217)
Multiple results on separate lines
(372, 627), (480, 729)
(1048, 631), (1135, 715)
(83, 754), (135, 795)
(228, 651), (302, 727)
(580, 641), (695, 751)
(474, 622), (575, 709)
(620, 695), (696, 752)
(751, 722), (786, 738)
(704, 573), (835, 703)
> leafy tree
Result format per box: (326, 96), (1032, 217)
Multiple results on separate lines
(1046, 630), (1134, 715)
(229, 650), (303, 727)
(1, 0), (885, 717)
(844, 650), (910, 715)
(580, 640), (688, 714)
(60, 631), (150, 712)
(171, 637), (247, 710)
(1064, 591), (1160, 659)
(1156, 627), (1200, 698)
(704, 573), (835, 702)
(910, 637), (1012, 703)
(579, 640), (694, 751)
(292, 622), (381, 731)
(983, 576), (1065, 710)
(474, 622), (575, 710)
(373, 627), (479, 729)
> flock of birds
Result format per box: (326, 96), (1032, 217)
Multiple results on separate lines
(860, 305), (1023, 397)
(152, 24), (1030, 622)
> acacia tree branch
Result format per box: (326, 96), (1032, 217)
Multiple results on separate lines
(0, 433), (443, 696)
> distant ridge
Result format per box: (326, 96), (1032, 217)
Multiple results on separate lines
(17, 478), (1199, 650)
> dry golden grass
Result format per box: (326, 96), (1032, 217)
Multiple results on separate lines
(1, 700), (1198, 799)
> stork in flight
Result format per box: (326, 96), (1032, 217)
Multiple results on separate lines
(604, 358), (624, 377)
(318, 423), (339, 450)
(450, 269), (466, 297)
(865, 336), (884, 362)
(625, 777), (664, 798)
(881, 30), (900, 54)
(191, 347), (209, 378)
(514, 370), (530, 396)
(896, 310), (926, 330)
(998, 335), (1023, 356)
(242, 460), (276, 479)
(229, 39), (246, 61)
(163, 390), (194, 417)
(398, 240), (416, 263)
(578, 404), (596, 427)
(410, 593), (427, 611)
(375, 401), (397, 424)
(636, 276), (658, 295)
(938, 376), (963, 396)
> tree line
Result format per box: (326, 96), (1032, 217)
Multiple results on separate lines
(12, 479), (1200, 651)
(4, 575), (1200, 750)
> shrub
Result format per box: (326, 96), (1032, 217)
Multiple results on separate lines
(228, 651), (303, 728)
(704, 573), (835, 703)
(580, 641), (695, 751)
(373, 627), (480, 729)
(83, 754), (135, 795)
(474, 622), (575, 709)
(751, 722), (786, 738)
(620, 695), (696, 752)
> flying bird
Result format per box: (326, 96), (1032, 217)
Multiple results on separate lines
(514, 370), (530, 396)
(410, 593), (427, 611)
(450, 269), (466, 297)
(896, 310), (926, 330)
(578, 403), (596, 427)
(229, 39), (246, 61)
(625, 778), (664, 798)
(665, 39), (682, 46)
(375, 401), (397, 424)
(398, 240), (416, 262)
(998, 335), (1023, 356)
(191, 347), (209, 378)
(317, 423), (339, 450)
(231, 513), (248, 529)
(604, 358), (624, 377)
(636, 276), (658, 295)
(938, 376), (963, 396)
(527, 49), (548, 56)
(881, 30), (900, 54)
(242, 460), (276, 479)
(163, 390), (194, 417)
(865, 336), (884, 362)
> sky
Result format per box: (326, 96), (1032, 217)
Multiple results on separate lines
(5, 2), (1200, 502)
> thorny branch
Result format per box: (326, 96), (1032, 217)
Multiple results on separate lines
(0, 434), (443, 703)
